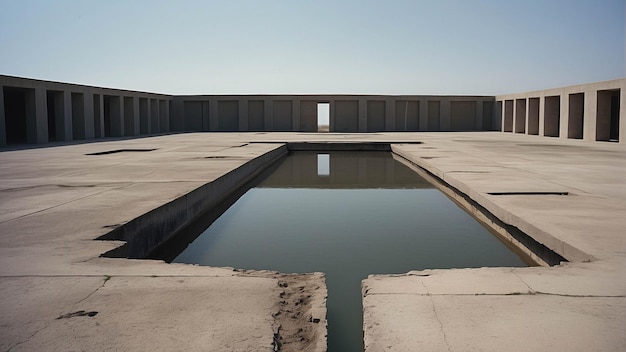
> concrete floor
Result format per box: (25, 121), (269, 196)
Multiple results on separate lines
(0, 132), (624, 351)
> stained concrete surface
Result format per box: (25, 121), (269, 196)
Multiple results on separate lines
(1, 132), (625, 351)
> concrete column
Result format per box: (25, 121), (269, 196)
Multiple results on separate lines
(207, 98), (217, 131)
(582, 91), (597, 141)
(419, 99), (428, 131)
(239, 99), (248, 131)
(171, 99), (184, 132)
(159, 100), (168, 133)
(133, 97), (140, 136)
(0, 84), (5, 146)
(62, 91), (73, 140)
(199, 101), (208, 131)
(329, 99), (335, 132)
(559, 94), (568, 139)
(538, 95), (545, 136)
(475, 100), (484, 131)
(34, 87), (48, 143)
(264, 99), (273, 131)
(145, 98), (154, 134)
(292, 98), (300, 131)
(84, 92), (94, 139)
(513, 98), (526, 133)
(150, 99), (158, 134)
(619, 86), (626, 144)
(440, 99), (451, 131)
(358, 98), (367, 132)
(385, 97), (395, 131)
(95, 94), (104, 138)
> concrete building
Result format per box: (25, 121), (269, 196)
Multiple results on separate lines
(1, 75), (624, 145)
(1, 75), (500, 146)
(496, 79), (625, 143)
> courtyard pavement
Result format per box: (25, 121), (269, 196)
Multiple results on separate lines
(0, 132), (624, 351)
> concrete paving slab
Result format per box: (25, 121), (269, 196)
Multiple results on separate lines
(2, 131), (626, 351)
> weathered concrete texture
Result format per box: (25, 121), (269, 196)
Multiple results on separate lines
(2, 132), (625, 352)
(364, 132), (626, 352)
(0, 134), (330, 352)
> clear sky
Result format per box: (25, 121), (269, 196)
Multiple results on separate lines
(0, 0), (624, 95)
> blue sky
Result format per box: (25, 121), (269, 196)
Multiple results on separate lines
(0, 0), (624, 95)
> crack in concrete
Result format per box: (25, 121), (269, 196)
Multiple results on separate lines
(5, 322), (49, 352)
(512, 271), (535, 294)
(73, 275), (110, 306)
(0, 184), (131, 225)
(422, 281), (452, 352)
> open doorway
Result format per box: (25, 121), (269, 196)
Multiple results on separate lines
(317, 102), (329, 132)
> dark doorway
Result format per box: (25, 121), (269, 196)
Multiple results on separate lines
(3, 87), (29, 144)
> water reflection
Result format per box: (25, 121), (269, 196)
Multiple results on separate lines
(170, 152), (528, 352)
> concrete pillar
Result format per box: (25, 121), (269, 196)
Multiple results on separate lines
(150, 99), (158, 134)
(582, 91), (597, 141)
(559, 94), (568, 139)
(133, 97), (140, 136)
(292, 98), (300, 131)
(440, 99), (451, 131)
(207, 98), (217, 131)
(419, 99), (428, 131)
(503, 100), (513, 132)
(239, 99), (248, 131)
(358, 98), (367, 132)
(33, 87), (48, 144)
(171, 99), (184, 132)
(385, 97), (395, 131)
(513, 98), (526, 133)
(95, 94), (104, 138)
(139, 98), (149, 134)
(159, 100), (169, 133)
(71, 93), (86, 140)
(84, 92), (94, 139)
(329, 99), (335, 132)
(62, 91), (73, 140)
(619, 86), (626, 144)
(264, 99), (273, 131)
(475, 100), (483, 131)
(0, 84), (5, 146)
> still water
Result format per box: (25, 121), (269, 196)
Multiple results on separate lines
(173, 151), (528, 352)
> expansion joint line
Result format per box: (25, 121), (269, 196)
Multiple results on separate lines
(422, 281), (452, 352)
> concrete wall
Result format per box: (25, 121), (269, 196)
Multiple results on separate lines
(496, 78), (626, 143)
(3, 75), (623, 146)
(0, 75), (172, 146)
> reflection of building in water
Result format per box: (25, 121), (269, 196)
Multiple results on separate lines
(258, 152), (433, 189)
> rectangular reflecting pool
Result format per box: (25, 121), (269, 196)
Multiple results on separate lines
(170, 151), (529, 352)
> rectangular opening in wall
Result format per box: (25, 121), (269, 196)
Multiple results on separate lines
(568, 93), (584, 139)
(503, 100), (513, 132)
(367, 101), (385, 132)
(139, 98), (149, 134)
(596, 89), (620, 142)
(544, 95), (560, 137)
(527, 98), (540, 135)
(514, 99), (526, 133)
(93, 94), (102, 138)
(3, 86), (31, 144)
(317, 102), (330, 132)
